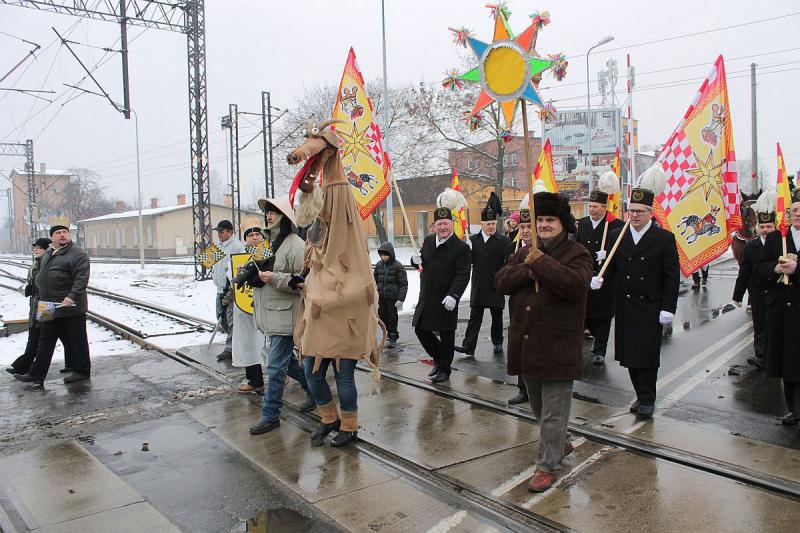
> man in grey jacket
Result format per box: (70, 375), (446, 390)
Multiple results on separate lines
(14, 226), (91, 385)
(246, 198), (315, 435)
(211, 219), (245, 361)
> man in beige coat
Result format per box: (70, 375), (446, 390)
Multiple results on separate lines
(246, 198), (315, 435)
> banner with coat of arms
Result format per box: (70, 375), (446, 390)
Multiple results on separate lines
(230, 253), (255, 315)
(652, 55), (741, 276)
(331, 48), (391, 220)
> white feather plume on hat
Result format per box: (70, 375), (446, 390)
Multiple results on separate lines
(637, 164), (668, 195)
(518, 179), (548, 211)
(436, 187), (467, 211)
(598, 171), (621, 194)
(755, 189), (777, 214)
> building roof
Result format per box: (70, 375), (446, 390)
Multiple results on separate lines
(11, 169), (73, 176)
(393, 174), (452, 206)
(79, 203), (262, 223)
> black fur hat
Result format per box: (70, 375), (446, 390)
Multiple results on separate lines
(534, 192), (575, 234)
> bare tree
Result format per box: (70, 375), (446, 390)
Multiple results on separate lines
(64, 168), (115, 222)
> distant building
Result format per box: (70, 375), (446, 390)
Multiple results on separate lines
(79, 194), (261, 258)
(10, 164), (74, 251)
(448, 131), (543, 190)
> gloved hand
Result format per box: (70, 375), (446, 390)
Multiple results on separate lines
(595, 250), (607, 263)
(659, 310), (674, 325)
(442, 296), (457, 311)
(590, 276), (604, 290)
(395, 300), (404, 310)
(525, 246), (543, 265)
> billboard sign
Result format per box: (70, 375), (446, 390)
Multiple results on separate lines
(544, 108), (621, 156)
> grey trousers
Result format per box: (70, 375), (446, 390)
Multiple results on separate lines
(524, 378), (573, 473)
(215, 292), (234, 355)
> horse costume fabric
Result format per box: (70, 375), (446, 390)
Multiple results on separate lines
(287, 119), (383, 376)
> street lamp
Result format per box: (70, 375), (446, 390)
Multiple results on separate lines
(586, 35), (614, 195)
(129, 108), (144, 270)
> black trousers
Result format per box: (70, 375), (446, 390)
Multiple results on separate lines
(749, 291), (767, 358)
(11, 325), (41, 373)
(628, 367), (658, 406)
(378, 297), (399, 341)
(245, 364), (264, 388)
(784, 380), (800, 416)
(28, 314), (91, 381)
(461, 306), (503, 351)
(586, 317), (612, 357)
(416, 328), (455, 374)
(691, 265), (709, 284)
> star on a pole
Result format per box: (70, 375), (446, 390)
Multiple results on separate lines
(337, 122), (374, 163)
(685, 150), (724, 202)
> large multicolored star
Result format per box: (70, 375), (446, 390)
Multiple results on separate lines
(457, 11), (553, 128)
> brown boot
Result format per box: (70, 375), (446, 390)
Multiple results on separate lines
(527, 470), (556, 492)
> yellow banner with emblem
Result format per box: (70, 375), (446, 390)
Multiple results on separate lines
(230, 253), (254, 315)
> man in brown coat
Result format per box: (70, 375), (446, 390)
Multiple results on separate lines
(496, 193), (593, 493)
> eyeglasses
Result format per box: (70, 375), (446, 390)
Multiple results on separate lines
(628, 209), (649, 216)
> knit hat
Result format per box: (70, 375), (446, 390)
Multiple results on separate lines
(48, 225), (69, 236)
(508, 211), (521, 223)
(33, 237), (52, 249)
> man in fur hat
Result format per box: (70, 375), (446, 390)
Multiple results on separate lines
(455, 200), (510, 356)
(496, 192), (593, 492)
(413, 207), (471, 383)
(756, 188), (800, 425)
(576, 190), (624, 365)
(733, 209), (775, 369)
(590, 184), (680, 419)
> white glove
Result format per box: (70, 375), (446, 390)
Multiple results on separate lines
(590, 276), (604, 290)
(659, 311), (674, 325)
(595, 250), (607, 263)
(442, 296), (457, 311)
(395, 300), (404, 310)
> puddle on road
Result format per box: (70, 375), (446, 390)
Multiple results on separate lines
(232, 509), (313, 532)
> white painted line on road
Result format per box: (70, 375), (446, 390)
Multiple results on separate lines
(522, 446), (614, 509)
(490, 437), (587, 497)
(658, 335), (752, 409)
(425, 510), (467, 533)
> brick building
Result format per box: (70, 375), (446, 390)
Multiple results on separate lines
(10, 165), (73, 251)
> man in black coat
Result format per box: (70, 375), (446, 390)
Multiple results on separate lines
(756, 193), (800, 425)
(14, 225), (91, 385)
(591, 187), (680, 418)
(412, 207), (471, 383)
(732, 210), (775, 369)
(576, 189), (625, 365)
(455, 204), (510, 356)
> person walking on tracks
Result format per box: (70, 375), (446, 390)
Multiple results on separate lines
(576, 189), (624, 366)
(590, 169), (680, 419)
(455, 200), (509, 356)
(211, 219), (245, 361)
(14, 225), (91, 385)
(495, 193), (593, 493)
(733, 207), (775, 369)
(412, 207), (471, 383)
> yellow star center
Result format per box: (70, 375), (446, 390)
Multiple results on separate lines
(685, 151), (724, 202)
(337, 122), (374, 163)
(484, 46), (526, 96)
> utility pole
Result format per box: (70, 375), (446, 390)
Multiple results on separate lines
(381, 0), (394, 243)
(224, 104), (241, 236)
(119, 0), (131, 119)
(627, 54), (636, 197)
(262, 91), (275, 198)
(751, 63), (759, 194)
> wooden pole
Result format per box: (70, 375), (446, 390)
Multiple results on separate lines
(521, 101), (537, 250)
(599, 217), (610, 253)
(388, 168), (419, 253)
(597, 219), (630, 278)
(781, 235), (789, 285)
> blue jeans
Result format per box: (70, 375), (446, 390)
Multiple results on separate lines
(303, 357), (358, 412)
(261, 335), (310, 421)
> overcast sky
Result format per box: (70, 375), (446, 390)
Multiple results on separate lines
(2, 0), (799, 220)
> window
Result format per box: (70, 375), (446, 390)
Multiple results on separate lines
(105, 229), (111, 247)
(467, 159), (476, 170)
(132, 227), (138, 246)
(510, 153), (518, 167)
(115, 228), (122, 248)
(120, 228), (126, 247)
(146, 225), (153, 247)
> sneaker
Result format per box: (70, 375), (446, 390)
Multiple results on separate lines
(507, 392), (529, 405)
(527, 470), (556, 492)
(330, 431), (358, 447)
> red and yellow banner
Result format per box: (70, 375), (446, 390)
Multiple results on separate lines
(608, 148), (623, 219)
(451, 168), (468, 239)
(776, 142), (792, 234)
(532, 138), (558, 192)
(652, 55), (740, 276)
(332, 48), (391, 220)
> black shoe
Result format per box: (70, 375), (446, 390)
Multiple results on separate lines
(216, 351), (232, 361)
(780, 413), (799, 426)
(629, 401), (640, 413)
(430, 371), (449, 383)
(63, 372), (90, 384)
(508, 392), (529, 405)
(59, 367), (73, 374)
(746, 356), (764, 369)
(5, 367), (23, 375)
(249, 418), (280, 435)
(427, 366), (439, 377)
(453, 346), (474, 356)
(386, 339), (397, 349)
(298, 395), (316, 413)
(636, 404), (654, 419)
(311, 420), (340, 446)
(330, 431), (357, 447)
(13, 373), (43, 385)
(592, 355), (605, 365)
(493, 344), (504, 354)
